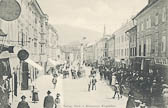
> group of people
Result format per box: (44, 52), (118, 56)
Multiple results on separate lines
(17, 91), (61, 108)
(87, 67), (97, 92)
(97, 64), (168, 108)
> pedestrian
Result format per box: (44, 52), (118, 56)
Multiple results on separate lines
(112, 82), (120, 99)
(134, 100), (141, 108)
(109, 68), (113, 85)
(32, 85), (39, 103)
(90, 67), (94, 76)
(52, 76), (57, 89)
(126, 90), (135, 108)
(140, 103), (147, 108)
(119, 84), (125, 98)
(162, 84), (168, 108)
(55, 93), (61, 108)
(88, 76), (92, 92)
(112, 73), (116, 86)
(99, 65), (103, 80)
(92, 75), (97, 90)
(17, 95), (30, 108)
(43, 90), (54, 108)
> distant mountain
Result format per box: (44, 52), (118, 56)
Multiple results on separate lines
(54, 24), (102, 45)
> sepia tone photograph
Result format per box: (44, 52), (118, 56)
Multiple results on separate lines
(0, 0), (168, 108)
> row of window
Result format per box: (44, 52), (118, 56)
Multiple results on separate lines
(115, 48), (129, 57)
(130, 47), (137, 56)
(138, 36), (166, 56)
(115, 34), (128, 44)
(137, 7), (167, 32)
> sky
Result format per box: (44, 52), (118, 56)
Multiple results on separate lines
(38, 0), (147, 34)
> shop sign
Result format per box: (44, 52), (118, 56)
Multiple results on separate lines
(154, 58), (168, 64)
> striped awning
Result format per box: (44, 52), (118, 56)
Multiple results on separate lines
(25, 58), (43, 71)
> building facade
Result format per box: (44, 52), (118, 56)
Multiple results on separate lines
(133, 0), (168, 79)
(126, 25), (137, 58)
(114, 20), (134, 65)
(84, 44), (95, 65)
(107, 35), (115, 59)
(0, 0), (59, 106)
(134, 0), (168, 59)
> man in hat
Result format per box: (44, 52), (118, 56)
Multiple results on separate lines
(134, 100), (141, 108)
(43, 90), (54, 108)
(91, 75), (97, 91)
(17, 95), (30, 108)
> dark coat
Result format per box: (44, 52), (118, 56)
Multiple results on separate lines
(44, 95), (54, 108)
(126, 91), (135, 108)
(17, 101), (30, 108)
(126, 97), (135, 108)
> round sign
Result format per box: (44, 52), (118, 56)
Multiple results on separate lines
(0, 0), (21, 21)
(17, 49), (29, 61)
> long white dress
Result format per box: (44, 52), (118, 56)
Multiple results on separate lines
(112, 75), (116, 86)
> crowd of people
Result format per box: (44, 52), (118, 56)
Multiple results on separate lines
(96, 64), (168, 108)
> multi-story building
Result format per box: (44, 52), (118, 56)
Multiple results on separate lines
(48, 24), (59, 59)
(94, 36), (109, 65)
(114, 20), (134, 67)
(126, 25), (137, 70)
(133, 0), (168, 76)
(0, 0), (57, 105)
(94, 26), (111, 65)
(84, 44), (95, 65)
(107, 35), (115, 59)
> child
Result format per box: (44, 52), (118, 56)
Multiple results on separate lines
(112, 82), (120, 99)
(55, 93), (61, 108)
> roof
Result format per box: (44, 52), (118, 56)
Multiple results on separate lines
(133, 0), (159, 20)
(125, 25), (137, 33)
(30, 0), (47, 18)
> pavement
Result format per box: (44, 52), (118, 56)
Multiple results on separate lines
(11, 66), (128, 108)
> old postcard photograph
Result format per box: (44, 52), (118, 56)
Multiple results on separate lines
(0, 0), (168, 108)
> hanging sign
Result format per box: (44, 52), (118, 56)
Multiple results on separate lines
(17, 49), (29, 61)
(0, 0), (21, 21)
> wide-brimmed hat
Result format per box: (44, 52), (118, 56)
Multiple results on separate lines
(47, 90), (51, 94)
(153, 79), (157, 83)
(140, 103), (146, 107)
(21, 95), (26, 99)
(57, 93), (60, 96)
(162, 84), (168, 87)
(135, 100), (141, 103)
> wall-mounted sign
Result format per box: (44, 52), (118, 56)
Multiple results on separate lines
(0, 0), (21, 21)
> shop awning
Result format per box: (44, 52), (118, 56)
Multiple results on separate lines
(0, 58), (11, 77)
(25, 58), (43, 71)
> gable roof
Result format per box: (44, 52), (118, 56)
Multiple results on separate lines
(133, 0), (159, 20)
